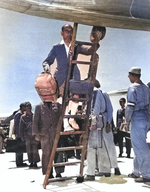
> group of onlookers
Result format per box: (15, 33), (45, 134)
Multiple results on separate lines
(9, 102), (40, 168)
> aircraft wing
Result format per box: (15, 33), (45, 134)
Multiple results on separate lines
(0, 0), (150, 31)
(108, 88), (128, 96)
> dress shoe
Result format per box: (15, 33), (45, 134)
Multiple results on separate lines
(118, 154), (122, 158)
(84, 175), (95, 181)
(114, 167), (121, 175)
(33, 163), (38, 168)
(128, 173), (139, 178)
(56, 173), (62, 178)
(29, 163), (34, 168)
(49, 174), (54, 179)
(29, 162), (37, 168)
(126, 155), (130, 158)
(69, 118), (79, 130)
(104, 173), (111, 177)
(135, 177), (150, 182)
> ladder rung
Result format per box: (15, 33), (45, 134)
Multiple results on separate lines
(48, 176), (76, 183)
(72, 60), (91, 65)
(76, 41), (93, 46)
(64, 114), (86, 119)
(52, 161), (81, 167)
(60, 131), (85, 135)
(68, 98), (88, 102)
(56, 145), (83, 152)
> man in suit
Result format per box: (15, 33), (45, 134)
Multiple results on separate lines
(14, 103), (28, 167)
(116, 98), (131, 158)
(33, 73), (65, 178)
(42, 23), (80, 130)
(19, 102), (40, 168)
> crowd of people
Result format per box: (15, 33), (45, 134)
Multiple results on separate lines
(0, 23), (150, 185)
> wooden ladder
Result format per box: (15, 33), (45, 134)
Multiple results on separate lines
(43, 23), (99, 189)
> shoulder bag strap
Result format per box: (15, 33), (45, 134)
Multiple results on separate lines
(92, 91), (98, 110)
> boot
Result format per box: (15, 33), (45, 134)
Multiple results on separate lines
(114, 167), (121, 175)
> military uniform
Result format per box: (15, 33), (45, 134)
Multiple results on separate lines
(126, 82), (150, 179)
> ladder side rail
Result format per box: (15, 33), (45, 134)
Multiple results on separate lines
(79, 97), (92, 177)
(88, 52), (99, 82)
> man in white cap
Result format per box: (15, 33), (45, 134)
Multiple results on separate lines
(126, 67), (150, 182)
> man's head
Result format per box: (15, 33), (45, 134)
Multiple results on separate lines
(25, 102), (32, 113)
(128, 67), (141, 83)
(61, 23), (73, 46)
(90, 26), (106, 43)
(119, 98), (126, 108)
(19, 103), (26, 114)
(94, 79), (101, 88)
(13, 110), (18, 117)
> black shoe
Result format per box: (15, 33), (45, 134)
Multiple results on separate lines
(56, 173), (62, 178)
(114, 167), (121, 175)
(128, 173), (139, 178)
(29, 163), (34, 168)
(118, 154), (122, 158)
(49, 174), (54, 179)
(104, 173), (111, 177)
(75, 155), (81, 160)
(33, 163), (37, 168)
(126, 155), (130, 158)
(84, 175), (95, 181)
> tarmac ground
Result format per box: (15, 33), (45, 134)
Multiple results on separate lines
(1, 146), (150, 192)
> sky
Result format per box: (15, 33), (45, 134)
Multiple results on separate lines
(0, 7), (150, 117)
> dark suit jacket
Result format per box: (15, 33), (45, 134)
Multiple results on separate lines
(44, 43), (80, 87)
(32, 102), (62, 136)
